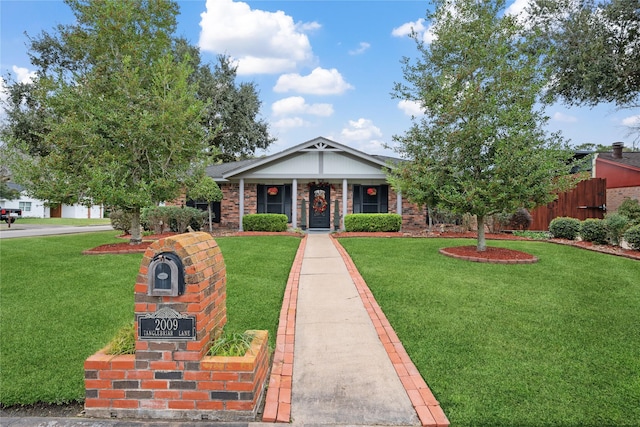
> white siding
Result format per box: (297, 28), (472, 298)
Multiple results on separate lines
(323, 152), (385, 176)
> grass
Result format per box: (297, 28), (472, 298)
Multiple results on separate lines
(0, 232), (299, 406)
(11, 218), (111, 226)
(338, 238), (640, 427)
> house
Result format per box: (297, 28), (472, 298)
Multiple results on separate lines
(182, 137), (427, 231)
(594, 142), (640, 212)
(1, 182), (104, 219)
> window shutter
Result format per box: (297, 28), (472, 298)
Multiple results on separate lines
(380, 185), (388, 213)
(353, 185), (361, 213)
(212, 202), (221, 223)
(284, 185), (292, 222)
(257, 185), (266, 213)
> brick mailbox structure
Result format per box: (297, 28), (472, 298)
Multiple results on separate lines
(84, 232), (270, 421)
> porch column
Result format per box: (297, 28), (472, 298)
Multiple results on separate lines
(239, 178), (245, 231)
(396, 190), (402, 215)
(292, 178), (298, 229)
(342, 179), (348, 231)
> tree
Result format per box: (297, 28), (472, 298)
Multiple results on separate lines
(187, 176), (223, 232)
(526, 0), (640, 109)
(175, 40), (274, 163)
(390, 0), (581, 251)
(1, 0), (207, 244)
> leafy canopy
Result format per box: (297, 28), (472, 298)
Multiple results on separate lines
(390, 0), (581, 250)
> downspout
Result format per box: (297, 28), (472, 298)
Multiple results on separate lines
(239, 178), (244, 232)
(342, 179), (348, 231)
(292, 178), (298, 229)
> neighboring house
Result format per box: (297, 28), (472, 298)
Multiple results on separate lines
(180, 137), (427, 231)
(1, 181), (104, 219)
(594, 142), (640, 212)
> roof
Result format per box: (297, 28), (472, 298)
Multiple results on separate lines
(597, 151), (640, 170)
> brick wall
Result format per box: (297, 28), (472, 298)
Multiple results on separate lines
(84, 233), (269, 420)
(606, 187), (640, 213)
(218, 182), (427, 230)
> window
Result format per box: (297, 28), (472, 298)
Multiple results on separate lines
(185, 200), (221, 223)
(257, 184), (292, 221)
(19, 201), (31, 212)
(353, 185), (388, 213)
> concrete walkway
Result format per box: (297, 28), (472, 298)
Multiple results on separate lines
(2, 232), (448, 427)
(263, 233), (448, 426)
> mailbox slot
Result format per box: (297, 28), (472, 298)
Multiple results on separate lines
(148, 252), (185, 296)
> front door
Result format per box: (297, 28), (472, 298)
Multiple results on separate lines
(309, 184), (331, 229)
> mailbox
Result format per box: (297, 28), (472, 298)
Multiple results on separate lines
(148, 252), (185, 296)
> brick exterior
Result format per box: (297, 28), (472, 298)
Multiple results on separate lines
(607, 187), (640, 213)
(217, 182), (427, 231)
(84, 233), (269, 421)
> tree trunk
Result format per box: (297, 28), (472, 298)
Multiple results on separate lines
(129, 207), (143, 245)
(476, 214), (487, 252)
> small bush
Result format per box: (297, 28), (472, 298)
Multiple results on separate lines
(509, 208), (532, 230)
(106, 322), (135, 355)
(171, 206), (206, 233)
(109, 209), (133, 234)
(549, 217), (581, 240)
(141, 206), (172, 234)
(208, 331), (254, 357)
(623, 225), (640, 250)
(243, 214), (288, 232)
(605, 213), (630, 246)
(618, 198), (640, 226)
(344, 214), (402, 232)
(580, 218), (608, 244)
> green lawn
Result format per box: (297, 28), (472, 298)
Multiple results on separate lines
(338, 238), (640, 427)
(0, 232), (299, 406)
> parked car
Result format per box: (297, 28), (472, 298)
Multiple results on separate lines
(0, 207), (22, 224)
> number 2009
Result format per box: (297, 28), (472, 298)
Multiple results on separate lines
(155, 318), (179, 330)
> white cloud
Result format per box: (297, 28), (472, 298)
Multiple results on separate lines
(505, 0), (531, 17)
(272, 96), (333, 117)
(622, 114), (640, 127)
(272, 117), (308, 130)
(198, 0), (318, 75)
(13, 65), (36, 84)
(340, 118), (383, 142)
(397, 100), (424, 117)
(348, 42), (371, 55)
(391, 18), (426, 38)
(553, 112), (578, 123)
(274, 67), (353, 95)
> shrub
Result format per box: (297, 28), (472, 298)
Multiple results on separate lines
(242, 214), (288, 232)
(106, 323), (135, 355)
(141, 206), (172, 234)
(509, 208), (533, 230)
(605, 213), (630, 246)
(109, 209), (132, 234)
(549, 217), (581, 240)
(208, 331), (254, 357)
(344, 213), (402, 232)
(623, 225), (640, 250)
(579, 218), (608, 244)
(617, 198), (640, 226)
(171, 206), (206, 233)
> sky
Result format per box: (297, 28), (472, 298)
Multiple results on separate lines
(1, 0), (638, 158)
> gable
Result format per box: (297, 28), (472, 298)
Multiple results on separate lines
(217, 137), (393, 181)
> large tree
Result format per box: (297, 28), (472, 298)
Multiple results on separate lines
(526, 0), (640, 109)
(2, 0), (208, 244)
(390, 0), (581, 251)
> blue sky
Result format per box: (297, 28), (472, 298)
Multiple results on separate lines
(1, 0), (638, 157)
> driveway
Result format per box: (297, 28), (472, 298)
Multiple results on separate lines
(0, 223), (114, 239)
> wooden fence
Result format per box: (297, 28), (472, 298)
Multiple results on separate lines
(529, 178), (607, 231)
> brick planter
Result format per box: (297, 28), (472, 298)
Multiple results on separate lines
(84, 330), (269, 420)
(84, 232), (270, 421)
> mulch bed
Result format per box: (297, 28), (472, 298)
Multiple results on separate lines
(82, 229), (640, 261)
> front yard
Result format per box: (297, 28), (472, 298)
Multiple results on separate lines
(339, 237), (640, 427)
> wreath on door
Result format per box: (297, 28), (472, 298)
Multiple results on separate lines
(312, 189), (327, 214)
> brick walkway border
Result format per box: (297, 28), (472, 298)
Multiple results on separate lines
(261, 235), (306, 422)
(262, 234), (449, 426)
